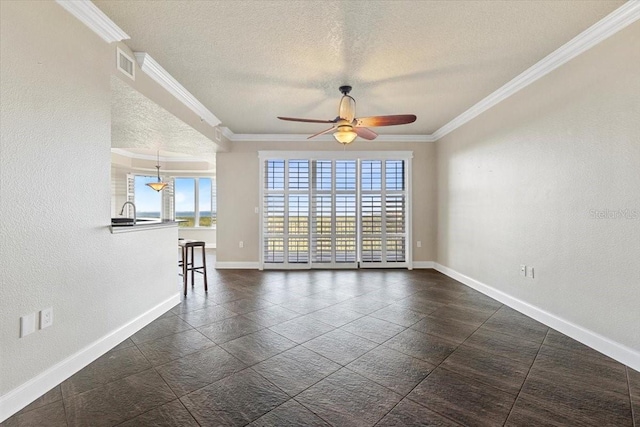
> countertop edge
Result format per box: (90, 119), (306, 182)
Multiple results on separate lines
(110, 221), (179, 234)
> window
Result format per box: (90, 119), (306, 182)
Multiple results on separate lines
(360, 160), (406, 264)
(174, 177), (216, 227)
(260, 152), (411, 269)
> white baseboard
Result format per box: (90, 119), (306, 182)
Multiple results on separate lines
(0, 293), (180, 422)
(433, 263), (640, 372)
(412, 261), (435, 269)
(215, 262), (259, 269)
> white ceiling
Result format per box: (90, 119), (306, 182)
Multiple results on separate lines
(111, 76), (217, 160)
(96, 0), (623, 136)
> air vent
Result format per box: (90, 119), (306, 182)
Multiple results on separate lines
(116, 47), (135, 80)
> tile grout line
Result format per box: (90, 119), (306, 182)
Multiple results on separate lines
(188, 281), (355, 424)
(263, 282), (423, 418)
(628, 367), (637, 427)
(22, 268), (632, 426)
(502, 327), (549, 425)
(368, 296), (506, 426)
(60, 395), (70, 427)
(114, 317), (222, 425)
(58, 341), (178, 417)
(115, 336), (186, 425)
(240, 312), (412, 425)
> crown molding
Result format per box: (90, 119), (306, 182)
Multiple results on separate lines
(110, 148), (212, 163)
(222, 1), (638, 144)
(55, 0), (129, 43)
(220, 127), (235, 141)
(134, 52), (221, 128)
(431, 1), (640, 141)
(58, 0), (637, 145)
(221, 128), (434, 143)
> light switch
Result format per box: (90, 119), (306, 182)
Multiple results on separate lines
(20, 313), (36, 337)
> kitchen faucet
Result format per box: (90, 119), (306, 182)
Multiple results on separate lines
(119, 201), (137, 225)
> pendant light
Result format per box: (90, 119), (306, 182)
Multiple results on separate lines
(146, 150), (168, 192)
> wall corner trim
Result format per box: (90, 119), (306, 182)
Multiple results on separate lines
(134, 52), (221, 128)
(55, 0), (129, 43)
(0, 294), (180, 422)
(215, 262), (260, 269)
(433, 263), (640, 372)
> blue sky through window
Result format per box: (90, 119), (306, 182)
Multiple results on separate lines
(134, 175), (161, 216)
(174, 178), (195, 213)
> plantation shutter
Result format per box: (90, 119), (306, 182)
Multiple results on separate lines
(311, 160), (332, 264)
(260, 153), (410, 270)
(332, 160), (357, 265)
(211, 177), (217, 225)
(384, 161), (406, 263)
(360, 160), (407, 267)
(162, 178), (175, 220)
(125, 173), (135, 217)
(263, 160), (286, 264)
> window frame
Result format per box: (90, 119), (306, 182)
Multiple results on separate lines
(128, 173), (165, 219)
(172, 176), (216, 228)
(258, 151), (413, 270)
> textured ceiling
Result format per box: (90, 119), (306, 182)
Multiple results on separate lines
(97, 0), (623, 136)
(111, 76), (217, 160)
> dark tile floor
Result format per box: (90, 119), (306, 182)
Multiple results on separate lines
(4, 252), (639, 426)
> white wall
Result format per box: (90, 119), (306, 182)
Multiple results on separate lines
(436, 22), (640, 354)
(0, 0), (178, 415)
(217, 140), (437, 264)
(178, 228), (216, 248)
(111, 166), (129, 217)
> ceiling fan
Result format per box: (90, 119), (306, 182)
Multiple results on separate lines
(278, 86), (417, 145)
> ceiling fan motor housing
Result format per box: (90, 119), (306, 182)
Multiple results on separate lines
(339, 94), (356, 122)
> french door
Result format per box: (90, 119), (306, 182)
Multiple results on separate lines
(259, 151), (412, 270)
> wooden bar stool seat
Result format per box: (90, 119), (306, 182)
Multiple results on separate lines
(178, 239), (208, 296)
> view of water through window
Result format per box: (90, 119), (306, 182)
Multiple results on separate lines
(133, 175), (216, 226)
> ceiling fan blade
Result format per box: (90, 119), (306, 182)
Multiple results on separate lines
(354, 127), (377, 140)
(355, 114), (417, 127)
(278, 116), (336, 124)
(307, 126), (336, 140)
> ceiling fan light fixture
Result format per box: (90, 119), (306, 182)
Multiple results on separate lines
(333, 126), (357, 145)
(277, 85), (417, 144)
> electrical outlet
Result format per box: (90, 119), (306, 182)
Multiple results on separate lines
(254, 207), (259, 214)
(417, 241), (422, 248)
(530, 267), (535, 279)
(520, 265), (527, 277)
(239, 241), (244, 248)
(20, 313), (36, 337)
(40, 307), (53, 329)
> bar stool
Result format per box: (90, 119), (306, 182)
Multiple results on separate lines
(178, 239), (208, 296)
